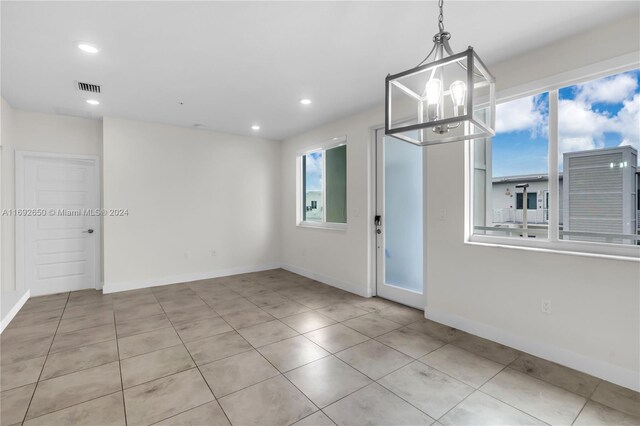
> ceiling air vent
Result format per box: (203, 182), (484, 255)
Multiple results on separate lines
(76, 81), (101, 93)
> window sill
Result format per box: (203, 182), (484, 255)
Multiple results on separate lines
(466, 234), (640, 262)
(297, 221), (347, 232)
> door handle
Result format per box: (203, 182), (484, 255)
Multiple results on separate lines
(374, 215), (382, 226)
(83, 229), (94, 234)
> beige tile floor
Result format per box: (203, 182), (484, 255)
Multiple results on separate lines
(1, 269), (639, 426)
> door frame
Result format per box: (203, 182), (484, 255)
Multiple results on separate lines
(15, 151), (102, 294)
(372, 127), (427, 310)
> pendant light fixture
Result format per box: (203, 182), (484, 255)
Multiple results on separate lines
(385, 0), (496, 145)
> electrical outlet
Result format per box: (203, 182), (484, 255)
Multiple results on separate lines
(541, 299), (551, 314)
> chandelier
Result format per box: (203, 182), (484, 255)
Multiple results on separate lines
(385, 0), (495, 145)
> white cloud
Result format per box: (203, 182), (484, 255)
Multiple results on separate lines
(496, 95), (546, 134)
(304, 152), (323, 191)
(559, 137), (597, 154)
(558, 98), (610, 155)
(614, 93), (640, 152)
(305, 152), (322, 174)
(576, 72), (638, 104)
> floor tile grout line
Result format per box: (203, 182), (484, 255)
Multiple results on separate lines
(19, 291), (71, 424)
(35, 339), (119, 382)
(505, 352), (604, 403)
(200, 282), (331, 421)
(113, 310), (129, 426)
(117, 332), (184, 361)
(293, 410), (335, 426)
(446, 333), (521, 367)
(237, 339), (324, 423)
(9, 301), (67, 319)
(55, 317), (116, 335)
(115, 323), (175, 340)
(570, 400), (589, 426)
(383, 350), (557, 423)
(190, 288), (416, 376)
(18, 389), (124, 424)
(145, 399), (223, 426)
(430, 360), (511, 423)
(8, 275), (619, 426)
(325, 329), (504, 422)
(586, 379), (604, 401)
(415, 321), (607, 407)
(433, 389), (478, 424)
(50, 319), (116, 338)
(477, 389), (554, 425)
(47, 336), (116, 357)
(2, 310), (64, 333)
(372, 365), (461, 422)
(153, 291), (235, 426)
(280, 353), (375, 406)
(475, 367), (586, 425)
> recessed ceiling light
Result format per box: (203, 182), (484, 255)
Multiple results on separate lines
(300, 99), (312, 105)
(77, 43), (99, 54)
(86, 99), (100, 105)
(251, 125), (260, 131)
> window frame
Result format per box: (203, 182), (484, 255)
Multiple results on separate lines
(296, 136), (347, 231)
(466, 56), (640, 261)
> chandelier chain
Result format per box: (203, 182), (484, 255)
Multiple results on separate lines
(438, 0), (444, 32)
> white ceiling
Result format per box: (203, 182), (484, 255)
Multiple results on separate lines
(2, 1), (638, 140)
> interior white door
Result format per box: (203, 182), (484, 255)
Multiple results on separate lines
(19, 154), (99, 296)
(375, 129), (425, 309)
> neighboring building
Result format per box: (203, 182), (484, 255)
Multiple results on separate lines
(491, 174), (562, 225)
(563, 146), (638, 243)
(489, 146), (639, 242)
(304, 190), (323, 221)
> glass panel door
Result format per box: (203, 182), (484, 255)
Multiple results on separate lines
(375, 129), (425, 309)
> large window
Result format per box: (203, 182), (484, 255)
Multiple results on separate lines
(473, 93), (549, 239)
(299, 138), (347, 228)
(558, 71), (639, 245)
(471, 67), (640, 256)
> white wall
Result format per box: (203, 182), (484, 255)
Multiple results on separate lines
(0, 102), (102, 294)
(0, 101), (102, 329)
(280, 15), (640, 390)
(281, 109), (381, 297)
(1, 98), (15, 294)
(102, 117), (281, 293)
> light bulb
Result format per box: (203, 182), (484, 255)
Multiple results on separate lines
(425, 79), (442, 105)
(449, 81), (466, 106)
(425, 79), (442, 122)
(450, 80), (466, 116)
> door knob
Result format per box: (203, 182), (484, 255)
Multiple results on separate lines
(83, 229), (94, 234)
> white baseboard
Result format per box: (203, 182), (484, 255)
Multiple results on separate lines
(281, 264), (370, 298)
(1, 289), (30, 334)
(426, 307), (639, 392)
(102, 263), (282, 294)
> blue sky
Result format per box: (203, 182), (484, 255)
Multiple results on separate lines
(305, 151), (323, 192)
(493, 69), (640, 176)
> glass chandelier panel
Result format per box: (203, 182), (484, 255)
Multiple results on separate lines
(385, 1), (495, 146)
